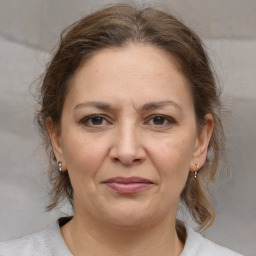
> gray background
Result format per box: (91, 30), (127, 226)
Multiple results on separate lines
(0, 1), (255, 255)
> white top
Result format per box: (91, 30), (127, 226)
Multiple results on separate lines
(0, 218), (244, 256)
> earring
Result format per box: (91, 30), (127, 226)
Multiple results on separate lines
(58, 161), (62, 172)
(194, 163), (199, 179)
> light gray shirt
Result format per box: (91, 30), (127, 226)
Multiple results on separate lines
(0, 218), (244, 256)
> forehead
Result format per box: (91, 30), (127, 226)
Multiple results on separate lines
(65, 44), (193, 110)
(74, 44), (184, 82)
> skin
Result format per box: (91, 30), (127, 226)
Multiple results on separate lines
(47, 44), (214, 256)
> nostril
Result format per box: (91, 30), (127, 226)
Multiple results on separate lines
(112, 157), (143, 164)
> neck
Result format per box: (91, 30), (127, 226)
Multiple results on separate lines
(61, 211), (184, 256)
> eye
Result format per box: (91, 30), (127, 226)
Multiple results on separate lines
(80, 115), (110, 127)
(146, 115), (176, 127)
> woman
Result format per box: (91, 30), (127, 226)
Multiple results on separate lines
(0, 3), (243, 256)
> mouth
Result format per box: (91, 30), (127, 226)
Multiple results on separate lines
(102, 176), (153, 194)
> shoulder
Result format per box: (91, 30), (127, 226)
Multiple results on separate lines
(181, 225), (244, 256)
(0, 226), (53, 256)
(0, 219), (72, 256)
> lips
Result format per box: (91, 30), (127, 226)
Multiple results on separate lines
(102, 176), (153, 194)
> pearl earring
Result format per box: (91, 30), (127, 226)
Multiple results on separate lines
(58, 161), (62, 172)
(194, 163), (200, 179)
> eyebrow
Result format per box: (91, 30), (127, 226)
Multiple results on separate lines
(74, 101), (113, 111)
(141, 101), (182, 112)
(74, 100), (182, 112)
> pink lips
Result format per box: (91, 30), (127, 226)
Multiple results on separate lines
(102, 176), (153, 194)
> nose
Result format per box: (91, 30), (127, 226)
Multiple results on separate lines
(109, 123), (146, 166)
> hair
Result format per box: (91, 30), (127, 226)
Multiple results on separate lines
(36, 3), (225, 237)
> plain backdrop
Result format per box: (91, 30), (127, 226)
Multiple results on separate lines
(0, 1), (255, 255)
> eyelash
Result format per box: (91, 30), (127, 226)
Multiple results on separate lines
(79, 114), (176, 128)
(80, 115), (110, 127)
(146, 114), (176, 126)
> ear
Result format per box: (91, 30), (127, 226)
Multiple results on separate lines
(46, 117), (67, 171)
(189, 113), (214, 172)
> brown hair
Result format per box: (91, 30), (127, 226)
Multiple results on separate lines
(36, 3), (225, 234)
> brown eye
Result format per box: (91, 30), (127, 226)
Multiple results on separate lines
(152, 116), (166, 125)
(91, 116), (104, 125)
(80, 115), (110, 127)
(146, 115), (176, 127)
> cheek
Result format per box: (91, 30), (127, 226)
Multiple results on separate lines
(61, 135), (110, 201)
(61, 133), (109, 177)
(149, 137), (194, 180)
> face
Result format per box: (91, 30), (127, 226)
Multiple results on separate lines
(48, 44), (213, 229)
